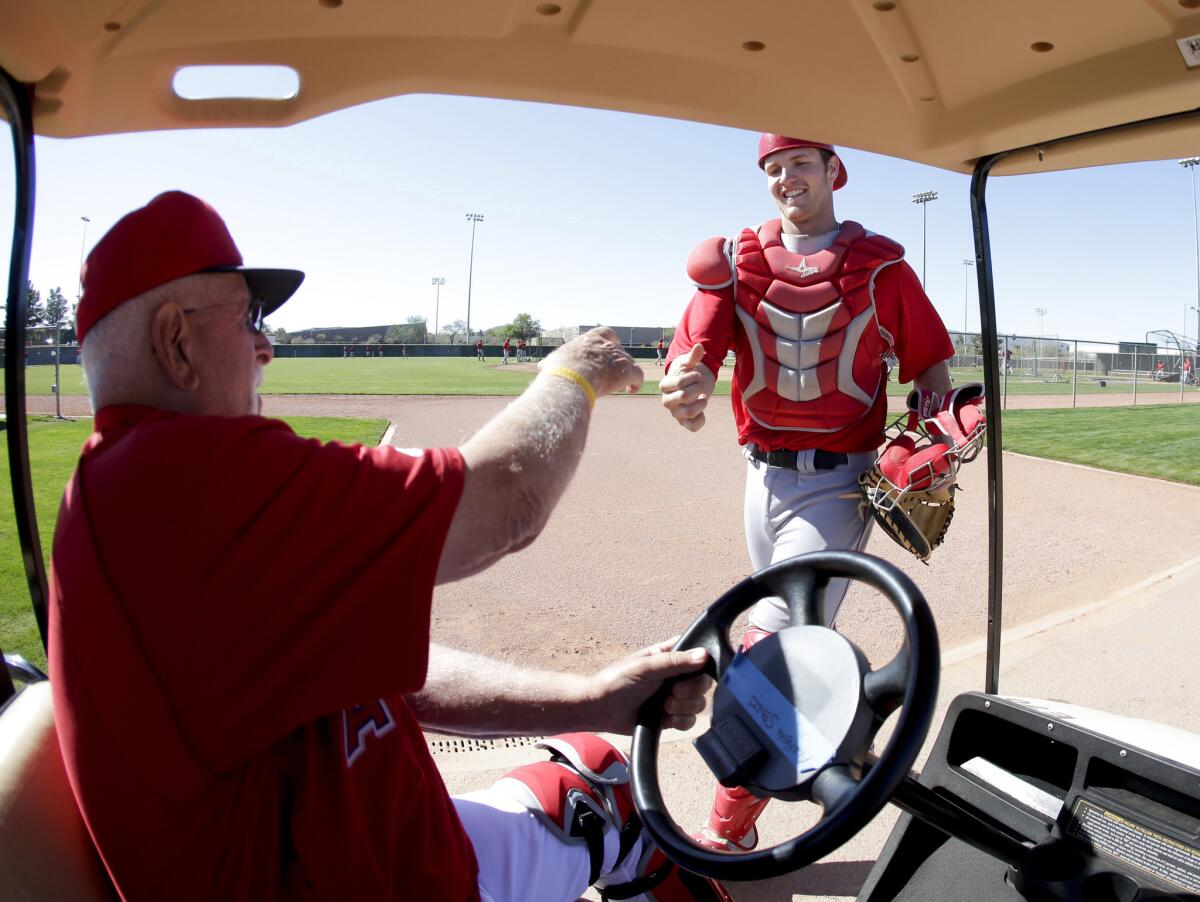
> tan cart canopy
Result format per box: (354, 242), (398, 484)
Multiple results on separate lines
(4, 0), (1200, 174)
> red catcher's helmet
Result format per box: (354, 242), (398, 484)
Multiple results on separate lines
(757, 135), (848, 190)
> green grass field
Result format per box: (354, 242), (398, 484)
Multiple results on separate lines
(1001, 405), (1199, 486)
(0, 416), (388, 671)
(17, 359), (1198, 399)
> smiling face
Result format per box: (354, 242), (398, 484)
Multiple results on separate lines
(762, 146), (841, 235)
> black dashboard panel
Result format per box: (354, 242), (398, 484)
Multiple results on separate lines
(857, 693), (1200, 901)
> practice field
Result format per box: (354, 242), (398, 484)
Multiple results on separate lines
(0, 415), (389, 671)
(16, 358), (1199, 399)
(3, 400), (1195, 674)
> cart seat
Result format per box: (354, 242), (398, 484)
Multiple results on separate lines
(0, 680), (116, 900)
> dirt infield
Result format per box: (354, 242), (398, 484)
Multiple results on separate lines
(23, 388), (1198, 658)
(365, 394), (1199, 676)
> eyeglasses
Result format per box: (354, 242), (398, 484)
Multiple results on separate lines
(181, 299), (267, 335)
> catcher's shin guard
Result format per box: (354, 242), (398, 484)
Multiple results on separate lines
(694, 626), (773, 852)
(499, 733), (730, 900)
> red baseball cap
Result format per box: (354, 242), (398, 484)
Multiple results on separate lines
(76, 191), (304, 343)
(757, 135), (848, 190)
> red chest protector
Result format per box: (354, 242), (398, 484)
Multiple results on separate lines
(728, 220), (903, 433)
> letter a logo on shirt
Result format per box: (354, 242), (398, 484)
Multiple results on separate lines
(342, 699), (397, 767)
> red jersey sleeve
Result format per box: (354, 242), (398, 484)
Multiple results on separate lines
(665, 286), (735, 378)
(874, 260), (955, 384)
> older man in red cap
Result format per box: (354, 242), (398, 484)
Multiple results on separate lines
(659, 137), (956, 850)
(51, 190), (731, 900)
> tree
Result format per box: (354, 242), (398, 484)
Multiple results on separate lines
(24, 281), (44, 328)
(270, 327), (290, 344)
(43, 286), (69, 328)
(404, 315), (428, 342)
(507, 313), (541, 341)
(441, 319), (466, 344)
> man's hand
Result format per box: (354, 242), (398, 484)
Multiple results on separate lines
(586, 639), (713, 735)
(660, 343), (716, 432)
(541, 326), (644, 399)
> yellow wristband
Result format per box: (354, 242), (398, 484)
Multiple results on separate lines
(546, 365), (596, 410)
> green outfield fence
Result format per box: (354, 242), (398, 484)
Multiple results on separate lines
(270, 343), (557, 359)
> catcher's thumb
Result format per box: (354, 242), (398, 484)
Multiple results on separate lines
(678, 343), (704, 370)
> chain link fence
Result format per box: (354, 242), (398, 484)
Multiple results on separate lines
(946, 331), (1200, 408)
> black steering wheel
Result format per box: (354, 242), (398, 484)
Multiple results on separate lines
(630, 550), (939, 881)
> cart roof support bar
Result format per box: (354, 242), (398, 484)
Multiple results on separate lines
(970, 104), (1200, 695)
(1, 68), (48, 650)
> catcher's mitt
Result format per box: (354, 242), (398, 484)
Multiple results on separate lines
(857, 383), (986, 562)
(858, 432), (956, 563)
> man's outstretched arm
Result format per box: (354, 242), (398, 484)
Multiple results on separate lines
(436, 327), (643, 584)
(407, 641), (712, 738)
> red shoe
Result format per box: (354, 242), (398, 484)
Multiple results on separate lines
(692, 783), (770, 852)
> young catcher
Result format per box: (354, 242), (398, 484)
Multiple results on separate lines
(659, 135), (983, 851)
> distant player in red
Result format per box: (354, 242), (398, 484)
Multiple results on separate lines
(517, 337), (527, 362)
(660, 135), (955, 851)
(52, 192), (729, 902)
(1185, 356), (1194, 384)
(656, 337), (665, 366)
(503, 336), (511, 364)
(475, 337), (485, 362)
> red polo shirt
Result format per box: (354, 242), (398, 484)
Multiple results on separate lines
(49, 406), (477, 900)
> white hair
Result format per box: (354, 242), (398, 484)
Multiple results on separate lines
(80, 273), (215, 409)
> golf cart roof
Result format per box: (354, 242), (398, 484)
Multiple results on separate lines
(5, 0), (1200, 175)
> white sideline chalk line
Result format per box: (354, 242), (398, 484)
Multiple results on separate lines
(1004, 450), (1200, 493)
(940, 552), (1200, 668)
(379, 421), (397, 447)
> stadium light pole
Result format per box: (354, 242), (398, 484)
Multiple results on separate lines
(76, 215), (91, 305)
(962, 258), (974, 335)
(1180, 159), (1200, 377)
(1191, 304), (1199, 375)
(465, 213), (484, 343)
(911, 190), (937, 290)
(1034, 307), (1047, 377)
(431, 277), (445, 344)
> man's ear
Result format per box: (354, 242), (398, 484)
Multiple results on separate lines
(150, 303), (200, 391)
(827, 155), (842, 189)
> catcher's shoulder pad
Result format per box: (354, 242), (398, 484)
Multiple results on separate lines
(686, 236), (735, 291)
(845, 225), (905, 267)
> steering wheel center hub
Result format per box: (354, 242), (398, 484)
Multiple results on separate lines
(695, 626), (873, 800)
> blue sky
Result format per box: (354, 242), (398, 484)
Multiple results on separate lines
(8, 92), (1200, 347)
